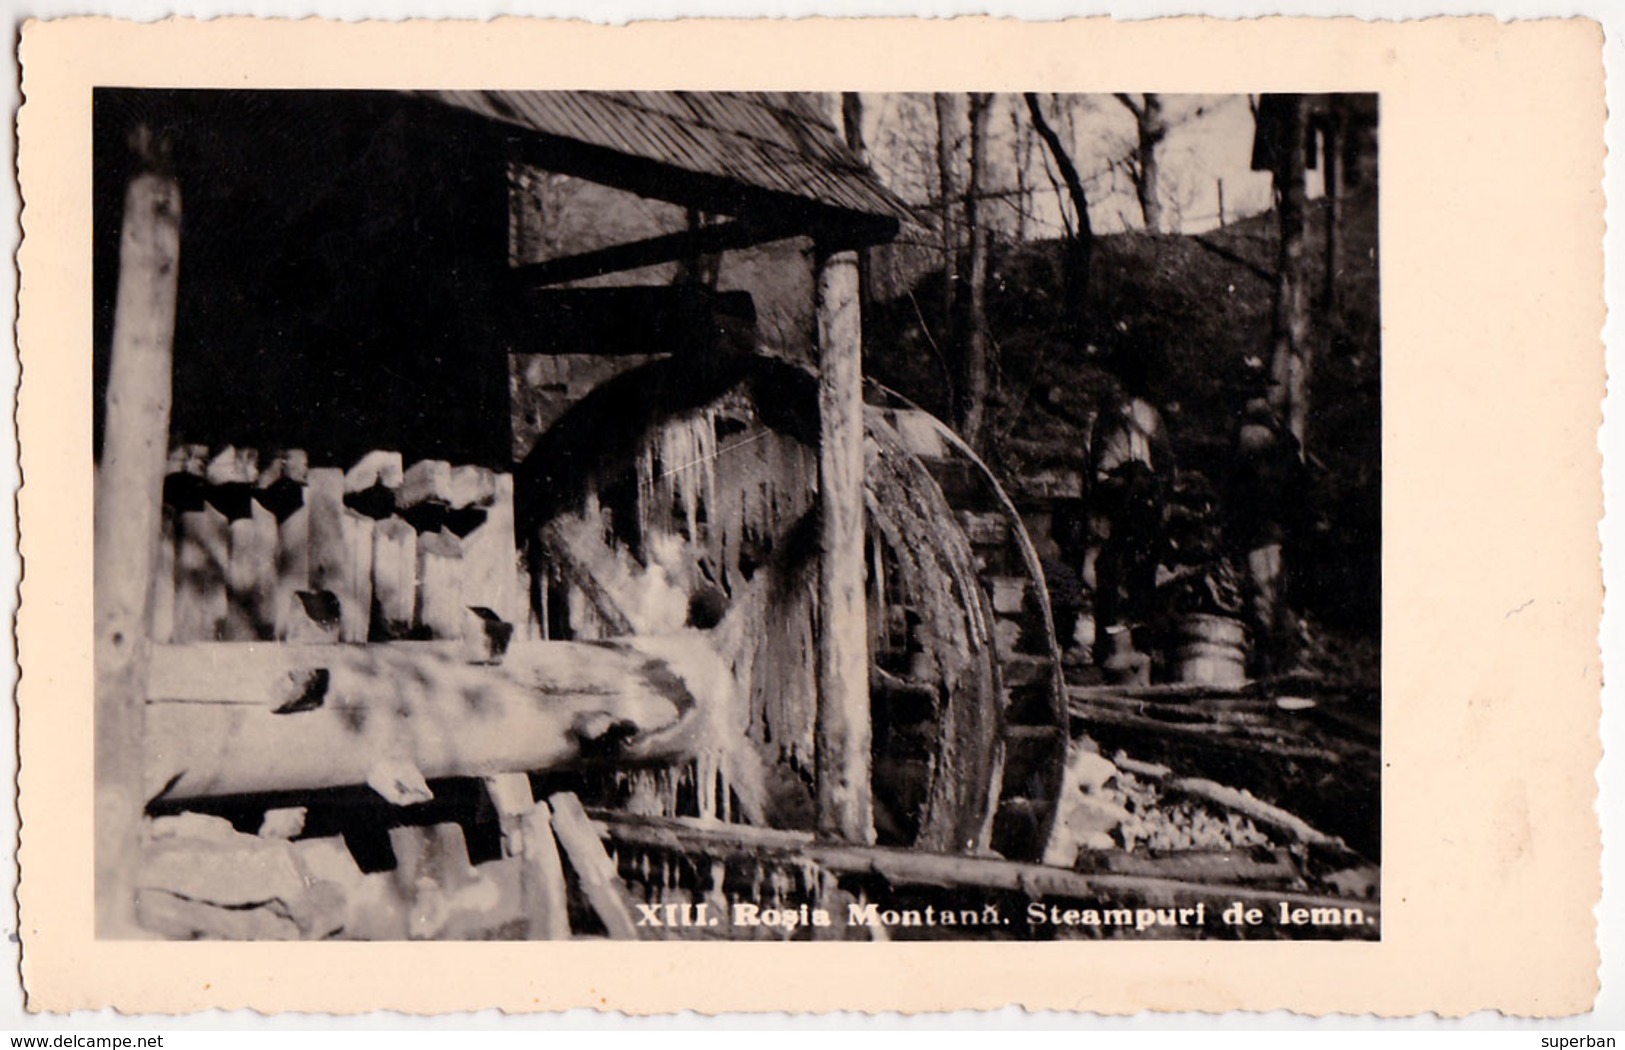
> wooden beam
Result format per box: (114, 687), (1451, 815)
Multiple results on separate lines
(590, 810), (1379, 933)
(519, 801), (573, 939)
(503, 287), (757, 356)
(95, 161), (181, 936)
(548, 792), (641, 940)
(813, 246), (873, 844)
(508, 220), (794, 288)
(141, 638), (721, 801)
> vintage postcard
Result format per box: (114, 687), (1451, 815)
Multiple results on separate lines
(15, 15), (1604, 1015)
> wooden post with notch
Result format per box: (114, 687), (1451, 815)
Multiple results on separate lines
(95, 142), (180, 936)
(813, 245), (874, 844)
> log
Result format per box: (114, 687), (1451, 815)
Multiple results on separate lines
(1163, 778), (1340, 847)
(95, 162), (181, 936)
(1075, 847), (1304, 886)
(520, 801), (575, 939)
(547, 792), (640, 940)
(141, 636), (724, 801)
(590, 811), (1377, 928)
(813, 246), (873, 843)
(1068, 681), (1254, 702)
(1069, 699), (1345, 765)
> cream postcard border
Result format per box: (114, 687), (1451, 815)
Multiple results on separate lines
(15, 15), (1605, 1016)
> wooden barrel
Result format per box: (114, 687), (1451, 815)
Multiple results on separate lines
(1174, 613), (1248, 686)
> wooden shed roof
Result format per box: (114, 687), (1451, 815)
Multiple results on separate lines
(420, 90), (910, 248)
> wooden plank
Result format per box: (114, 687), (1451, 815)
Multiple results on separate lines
(547, 792), (640, 940)
(259, 450), (310, 641)
(461, 473), (521, 627)
(501, 286), (759, 356)
(416, 529), (465, 640)
(142, 637), (722, 800)
(508, 220), (794, 288)
(273, 498), (310, 641)
(173, 501), (229, 641)
(304, 467), (348, 638)
(224, 500), (279, 640)
(94, 162), (180, 936)
(340, 510), (376, 643)
(519, 801), (572, 939)
(371, 516), (418, 640)
(151, 504), (177, 645)
(813, 246), (873, 844)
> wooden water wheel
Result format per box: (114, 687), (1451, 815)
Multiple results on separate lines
(515, 352), (1068, 860)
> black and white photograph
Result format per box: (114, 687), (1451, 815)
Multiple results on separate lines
(89, 86), (1382, 944)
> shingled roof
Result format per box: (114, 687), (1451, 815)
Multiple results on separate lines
(419, 90), (910, 247)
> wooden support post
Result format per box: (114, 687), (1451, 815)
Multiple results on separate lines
(548, 792), (640, 940)
(95, 160), (181, 936)
(813, 246), (874, 844)
(226, 500), (279, 640)
(520, 800), (573, 940)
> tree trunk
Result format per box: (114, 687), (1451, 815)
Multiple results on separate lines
(1011, 103), (1032, 241)
(1137, 94), (1169, 233)
(1268, 94), (1313, 453)
(1023, 93), (1093, 333)
(1322, 105), (1345, 333)
(95, 147), (181, 936)
(958, 92), (993, 450)
(933, 93), (959, 346)
(1115, 94), (1171, 233)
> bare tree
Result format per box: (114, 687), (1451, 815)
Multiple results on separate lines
(1022, 92), (1094, 332)
(1319, 98), (1345, 327)
(958, 92), (993, 448)
(1113, 93), (1172, 233)
(1261, 93), (1313, 452)
(1009, 100), (1034, 241)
